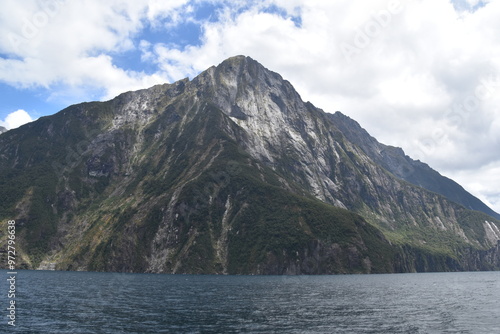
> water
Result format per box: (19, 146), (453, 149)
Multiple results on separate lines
(1, 270), (499, 333)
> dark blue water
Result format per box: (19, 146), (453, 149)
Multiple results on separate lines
(1, 270), (499, 333)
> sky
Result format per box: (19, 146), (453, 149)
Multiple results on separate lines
(0, 0), (499, 213)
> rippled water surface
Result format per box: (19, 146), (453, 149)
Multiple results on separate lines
(1, 270), (499, 333)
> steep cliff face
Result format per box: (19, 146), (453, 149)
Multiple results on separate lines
(187, 57), (500, 252)
(0, 56), (499, 274)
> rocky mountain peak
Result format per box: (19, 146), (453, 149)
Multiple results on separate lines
(182, 56), (319, 173)
(191, 55), (304, 117)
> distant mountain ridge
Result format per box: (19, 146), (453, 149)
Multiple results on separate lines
(0, 55), (499, 274)
(329, 112), (500, 220)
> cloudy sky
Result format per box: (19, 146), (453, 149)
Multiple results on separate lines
(1, 0), (499, 213)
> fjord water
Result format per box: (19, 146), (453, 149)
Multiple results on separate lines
(3, 270), (499, 333)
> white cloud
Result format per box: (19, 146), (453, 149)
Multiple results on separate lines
(0, 0), (191, 99)
(450, 161), (500, 213)
(0, 109), (34, 130)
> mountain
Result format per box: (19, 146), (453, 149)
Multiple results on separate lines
(330, 112), (500, 220)
(0, 56), (499, 274)
(0, 126), (6, 134)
